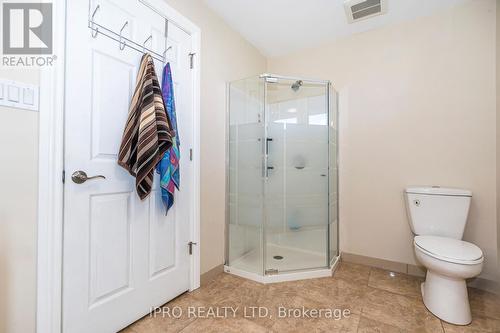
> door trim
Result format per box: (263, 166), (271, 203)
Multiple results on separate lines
(37, 1), (201, 332)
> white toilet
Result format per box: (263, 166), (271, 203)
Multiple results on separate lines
(404, 186), (483, 325)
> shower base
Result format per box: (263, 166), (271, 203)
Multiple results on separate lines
(224, 244), (340, 284)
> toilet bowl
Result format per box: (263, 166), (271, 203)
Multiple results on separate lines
(404, 186), (484, 325)
(413, 235), (483, 325)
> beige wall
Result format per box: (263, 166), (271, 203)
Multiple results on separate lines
(269, 0), (499, 281)
(162, 0), (267, 273)
(0, 68), (39, 333)
(497, 0), (500, 277)
(0, 1), (265, 331)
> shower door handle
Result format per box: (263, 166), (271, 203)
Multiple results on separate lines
(265, 138), (274, 177)
(266, 166), (274, 177)
(265, 138), (273, 155)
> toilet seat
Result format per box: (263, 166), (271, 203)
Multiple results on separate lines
(414, 235), (483, 265)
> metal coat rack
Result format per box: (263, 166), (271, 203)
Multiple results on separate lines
(88, 3), (172, 63)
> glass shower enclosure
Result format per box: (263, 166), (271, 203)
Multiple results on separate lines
(225, 73), (338, 282)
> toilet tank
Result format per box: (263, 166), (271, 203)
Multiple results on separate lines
(404, 186), (472, 240)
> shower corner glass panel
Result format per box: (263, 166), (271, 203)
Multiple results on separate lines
(328, 84), (339, 264)
(227, 74), (339, 279)
(227, 76), (265, 275)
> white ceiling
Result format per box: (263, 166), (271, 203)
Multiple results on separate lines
(203, 0), (470, 57)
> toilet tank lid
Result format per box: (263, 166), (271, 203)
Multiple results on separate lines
(405, 186), (472, 197)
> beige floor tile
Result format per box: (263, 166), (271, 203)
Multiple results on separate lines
(357, 316), (405, 333)
(180, 317), (270, 333)
(250, 285), (328, 329)
(468, 288), (500, 321)
(270, 312), (360, 333)
(361, 287), (443, 332)
(282, 276), (371, 315)
(334, 262), (372, 284)
(190, 273), (267, 308)
(122, 293), (205, 333)
(122, 313), (191, 333)
(442, 315), (500, 333)
(368, 268), (423, 298)
(120, 264), (500, 333)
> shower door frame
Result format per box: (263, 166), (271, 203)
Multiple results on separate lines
(262, 74), (335, 275)
(224, 73), (339, 282)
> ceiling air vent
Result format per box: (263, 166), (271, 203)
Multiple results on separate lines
(344, 0), (387, 23)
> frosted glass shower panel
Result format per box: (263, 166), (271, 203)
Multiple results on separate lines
(227, 77), (264, 274)
(264, 79), (330, 272)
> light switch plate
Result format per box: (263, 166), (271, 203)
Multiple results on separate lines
(8, 85), (20, 102)
(23, 88), (34, 105)
(0, 79), (39, 111)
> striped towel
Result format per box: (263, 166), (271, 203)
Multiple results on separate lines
(118, 54), (173, 200)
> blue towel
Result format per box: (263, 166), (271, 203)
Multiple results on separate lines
(156, 63), (180, 214)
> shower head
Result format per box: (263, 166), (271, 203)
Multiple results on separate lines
(291, 80), (303, 92)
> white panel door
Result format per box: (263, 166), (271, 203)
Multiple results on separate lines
(63, 1), (195, 332)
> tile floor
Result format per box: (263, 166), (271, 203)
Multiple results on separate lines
(122, 262), (500, 333)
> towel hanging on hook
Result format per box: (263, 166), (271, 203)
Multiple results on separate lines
(156, 63), (180, 214)
(118, 54), (174, 199)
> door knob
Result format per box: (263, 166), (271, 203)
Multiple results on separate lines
(71, 170), (106, 184)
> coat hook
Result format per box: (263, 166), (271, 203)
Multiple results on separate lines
(143, 35), (152, 53)
(90, 4), (100, 38)
(163, 45), (172, 59)
(164, 19), (169, 59)
(119, 21), (128, 50)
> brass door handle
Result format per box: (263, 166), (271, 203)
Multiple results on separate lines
(71, 170), (106, 184)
